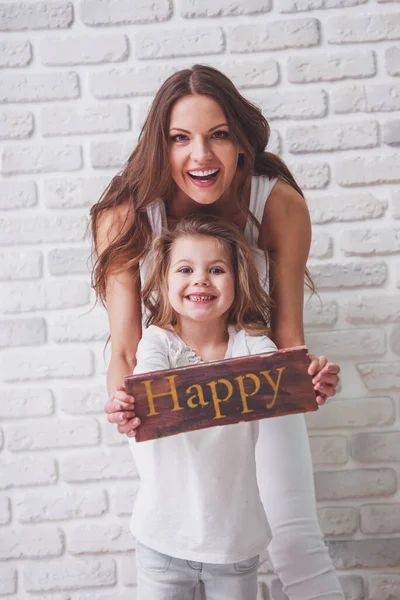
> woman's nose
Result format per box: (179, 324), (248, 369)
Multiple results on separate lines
(190, 138), (212, 162)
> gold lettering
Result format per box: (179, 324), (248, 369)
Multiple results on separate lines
(186, 384), (209, 409)
(207, 379), (233, 419)
(234, 373), (260, 414)
(260, 368), (286, 409)
(141, 375), (183, 417)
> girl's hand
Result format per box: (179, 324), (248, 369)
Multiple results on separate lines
(104, 385), (140, 438)
(308, 355), (340, 406)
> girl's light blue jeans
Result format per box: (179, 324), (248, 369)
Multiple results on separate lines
(136, 540), (259, 600)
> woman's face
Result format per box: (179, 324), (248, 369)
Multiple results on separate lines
(168, 94), (241, 205)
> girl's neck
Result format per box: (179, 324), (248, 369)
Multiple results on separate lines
(174, 318), (229, 362)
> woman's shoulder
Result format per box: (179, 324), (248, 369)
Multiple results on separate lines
(261, 179), (311, 252)
(95, 200), (135, 251)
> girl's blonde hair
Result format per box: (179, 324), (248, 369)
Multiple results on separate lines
(142, 214), (273, 336)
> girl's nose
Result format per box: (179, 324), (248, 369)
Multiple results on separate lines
(193, 272), (210, 286)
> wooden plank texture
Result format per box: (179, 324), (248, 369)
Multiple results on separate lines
(125, 346), (318, 442)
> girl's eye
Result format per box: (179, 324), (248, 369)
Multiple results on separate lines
(170, 134), (188, 143)
(210, 267), (224, 274)
(212, 130), (229, 139)
(179, 267), (192, 274)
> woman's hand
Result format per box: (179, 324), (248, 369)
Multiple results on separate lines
(308, 355), (340, 405)
(104, 385), (140, 437)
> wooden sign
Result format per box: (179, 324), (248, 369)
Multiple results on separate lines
(124, 346), (318, 443)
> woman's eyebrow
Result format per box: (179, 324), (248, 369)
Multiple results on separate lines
(209, 123), (229, 132)
(169, 123), (229, 134)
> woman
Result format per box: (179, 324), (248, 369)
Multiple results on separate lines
(91, 65), (342, 599)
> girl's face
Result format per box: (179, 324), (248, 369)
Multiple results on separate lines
(168, 94), (241, 205)
(167, 235), (235, 326)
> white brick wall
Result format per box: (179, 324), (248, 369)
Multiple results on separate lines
(0, 1), (399, 598)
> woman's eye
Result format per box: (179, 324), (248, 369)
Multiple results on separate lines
(170, 134), (188, 143)
(212, 130), (229, 139)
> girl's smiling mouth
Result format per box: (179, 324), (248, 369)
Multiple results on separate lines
(186, 294), (217, 302)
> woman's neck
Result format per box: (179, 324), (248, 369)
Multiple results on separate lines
(174, 318), (229, 362)
(167, 172), (251, 223)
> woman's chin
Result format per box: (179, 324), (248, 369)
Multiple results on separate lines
(183, 189), (221, 205)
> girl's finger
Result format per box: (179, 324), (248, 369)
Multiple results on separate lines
(114, 390), (135, 403)
(107, 411), (128, 425)
(118, 411), (136, 424)
(118, 417), (139, 435)
(127, 420), (141, 437)
(325, 363), (340, 375)
(113, 399), (135, 411)
(313, 373), (339, 387)
(104, 399), (118, 414)
(316, 394), (328, 405)
(308, 355), (327, 376)
(315, 382), (336, 398)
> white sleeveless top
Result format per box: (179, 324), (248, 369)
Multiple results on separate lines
(131, 175), (278, 563)
(140, 175), (278, 293)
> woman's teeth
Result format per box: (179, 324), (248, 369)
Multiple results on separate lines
(188, 169), (219, 182)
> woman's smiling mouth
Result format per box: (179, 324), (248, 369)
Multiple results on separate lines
(187, 169), (220, 185)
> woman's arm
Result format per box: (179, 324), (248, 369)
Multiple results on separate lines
(262, 180), (339, 401)
(106, 270), (142, 395)
(95, 206), (142, 434)
(257, 180), (344, 598)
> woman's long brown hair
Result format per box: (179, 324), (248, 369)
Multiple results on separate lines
(142, 215), (272, 336)
(90, 64), (314, 304)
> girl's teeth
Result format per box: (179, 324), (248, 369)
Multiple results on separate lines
(188, 295), (213, 301)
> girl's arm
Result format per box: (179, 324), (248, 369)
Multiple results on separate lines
(262, 180), (339, 401)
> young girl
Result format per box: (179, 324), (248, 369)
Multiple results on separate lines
(128, 214), (343, 600)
